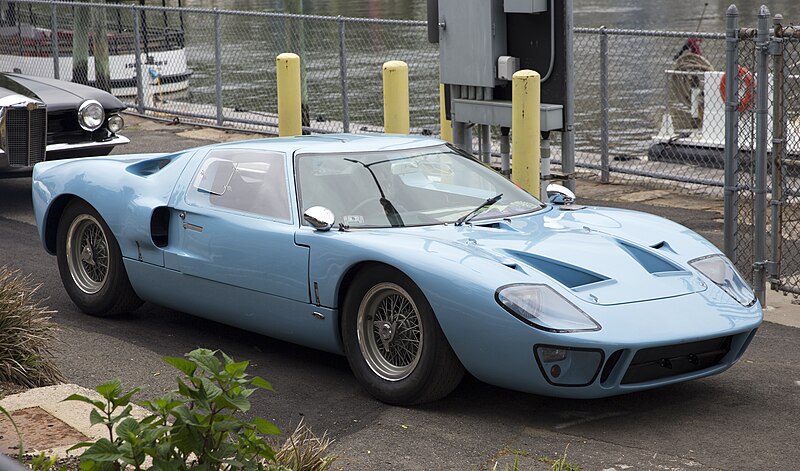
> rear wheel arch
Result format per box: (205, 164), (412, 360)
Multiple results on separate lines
(44, 195), (83, 254)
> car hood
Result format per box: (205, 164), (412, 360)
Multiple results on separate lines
(372, 205), (714, 306)
(0, 73), (125, 112)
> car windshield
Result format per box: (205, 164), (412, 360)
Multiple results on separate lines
(296, 144), (544, 228)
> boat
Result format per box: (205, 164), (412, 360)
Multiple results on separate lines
(0, 0), (191, 96)
(649, 51), (800, 169)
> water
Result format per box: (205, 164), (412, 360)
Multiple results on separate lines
(188, 0), (799, 30)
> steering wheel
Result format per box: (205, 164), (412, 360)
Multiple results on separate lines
(348, 197), (384, 216)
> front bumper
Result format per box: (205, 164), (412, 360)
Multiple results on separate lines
(0, 134), (129, 176)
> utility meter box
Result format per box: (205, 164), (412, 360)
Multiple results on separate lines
(438, 0), (506, 88)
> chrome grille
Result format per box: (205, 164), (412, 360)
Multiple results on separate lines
(2, 105), (47, 167)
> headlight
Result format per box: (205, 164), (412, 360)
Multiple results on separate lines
(78, 100), (104, 131)
(107, 114), (124, 133)
(689, 254), (756, 306)
(496, 284), (601, 332)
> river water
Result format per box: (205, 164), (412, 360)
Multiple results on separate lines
(189, 0), (798, 31)
(177, 0), (798, 157)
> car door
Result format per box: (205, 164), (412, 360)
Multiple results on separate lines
(163, 147), (310, 303)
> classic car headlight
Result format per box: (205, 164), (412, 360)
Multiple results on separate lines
(496, 284), (601, 332)
(78, 99), (104, 131)
(107, 114), (124, 133)
(689, 254), (756, 306)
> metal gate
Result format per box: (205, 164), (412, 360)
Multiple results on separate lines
(725, 5), (800, 303)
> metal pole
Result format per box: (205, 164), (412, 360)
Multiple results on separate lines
(480, 124), (491, 164)
(500, 127), (511, 177)
(723, 5), (739, 262)
(213, 9), (224, 126)
(133, 7), (144, 114)
(50, 3), (60, 79)
(769, 14), (785, 288)
(338, 16), (350, 133)
(753, 5), (770, 306)
(599, 26), (609, 183)
(541, 133), (551, 201)
(561, 0), (576, 192)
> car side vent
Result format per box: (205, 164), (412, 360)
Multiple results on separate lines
(127, 156), (173, 176)
(151, 207), (170, 248)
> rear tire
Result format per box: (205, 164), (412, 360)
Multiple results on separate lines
(342, 265), (464, 405)
(56, 200), (142, 316)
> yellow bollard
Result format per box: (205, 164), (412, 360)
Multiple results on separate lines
(439, 83), (452, 143)
(276, 53), (302, 137)
(382, 60), (410, 134)
(511, 70), (541, 195)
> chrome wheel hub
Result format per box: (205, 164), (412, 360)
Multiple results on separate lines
(357, 283), (423, 381)
(66, 214), (109, 295)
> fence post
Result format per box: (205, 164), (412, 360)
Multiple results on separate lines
(50, 3), (60, 79)
(753, 5), (770, 306)
(213, 9), (224, 126)
(723, 5), (739, 262)
(769, 14), (786, 287)
(561, 0), (576, 192)
(133, 7), (144, 114)
(338, 16), (350, 133)
(599, 26), (609, 183)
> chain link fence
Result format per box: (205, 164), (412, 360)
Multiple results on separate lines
(4, 0), (752, 197)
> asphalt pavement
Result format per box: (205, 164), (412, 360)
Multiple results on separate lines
(0, 115), (797, 470)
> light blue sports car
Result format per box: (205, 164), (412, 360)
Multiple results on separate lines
(32, 134), (762, 405)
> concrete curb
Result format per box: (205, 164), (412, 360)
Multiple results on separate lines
(0, 384), (148, 458)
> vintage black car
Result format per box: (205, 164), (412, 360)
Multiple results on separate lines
(0, 73), (128, 177)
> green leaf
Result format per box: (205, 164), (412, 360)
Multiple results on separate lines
(216, 393), (250, 412)
(66, 441), (94, 452)
(250, 376), (273, 391)
(89, 408), (106, 426)
(199, 377), (223, 401)
(112, 387), (141, 408)
(63, 394), (105, 411)
(115, 417), (140, 441)
(252, 417), (281, 435)
(80, 438), (124, 462)
(224, 360), (249, 377)
(187, 348), (222, 375)
(95, 380), (122, 401)
(162, 356), (197, 377)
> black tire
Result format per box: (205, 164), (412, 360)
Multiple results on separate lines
(342, 265), (464, 405)
(56, 200), (142, 316)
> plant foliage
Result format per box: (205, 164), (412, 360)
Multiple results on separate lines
(66, 348), (282, 471)
(0, 267), (64, 387)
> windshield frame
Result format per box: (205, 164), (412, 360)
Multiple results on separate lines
(294, 143), (546, 229)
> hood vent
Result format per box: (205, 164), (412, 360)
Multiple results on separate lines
(618, 241), (683, 274)
(506, 251), (609, 289)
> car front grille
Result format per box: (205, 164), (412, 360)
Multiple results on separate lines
(621, 336), (732, 385)
(2, 105), (47, 167)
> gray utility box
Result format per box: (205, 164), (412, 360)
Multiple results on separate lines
(438, 0), (506, 88)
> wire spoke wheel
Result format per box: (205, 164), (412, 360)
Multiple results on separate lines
(65, 214), (109, 294)
(357, 282), (423, 381)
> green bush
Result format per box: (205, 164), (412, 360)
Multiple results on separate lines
(66, 348), (334, 471)
(0, 267), (64, 388)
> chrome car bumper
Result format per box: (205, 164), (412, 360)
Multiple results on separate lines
(0, 134), (130, 175)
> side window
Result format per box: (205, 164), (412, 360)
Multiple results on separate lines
(188, 149), (291, 221)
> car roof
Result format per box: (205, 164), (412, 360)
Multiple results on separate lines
(208, 133), (445, 155)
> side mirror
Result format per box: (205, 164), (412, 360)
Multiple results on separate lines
(303, 206), (335, 231)
(546, 184), (576, 205)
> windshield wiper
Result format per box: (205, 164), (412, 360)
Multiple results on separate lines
(454, 193), (503, 226)
(343, 158), (404, 227)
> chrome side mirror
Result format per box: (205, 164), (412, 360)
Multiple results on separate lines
(303, 206), (335, 231)
(546, 184), (576, 205)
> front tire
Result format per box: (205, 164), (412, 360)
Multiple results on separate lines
(56, 200), (142, 316)
(342, 265), (464, 405)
